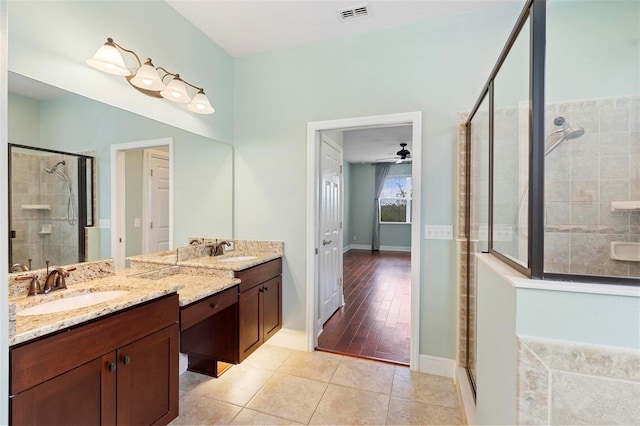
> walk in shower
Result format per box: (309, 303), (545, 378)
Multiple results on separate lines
(458, 0), (639, 396)
(8, 144), (94, 271)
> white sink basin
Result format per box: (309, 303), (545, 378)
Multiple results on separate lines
(218, 255), (258, 263)
(17, 291), (129, 316)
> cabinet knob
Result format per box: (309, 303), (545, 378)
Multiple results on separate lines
(211, 303), (220, 309)
(122, 355), (131, 365)
(108, 362), (116, 372)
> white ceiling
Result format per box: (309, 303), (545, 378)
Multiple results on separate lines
(166, 0), (516, 58)
(342, 125), (412, 163)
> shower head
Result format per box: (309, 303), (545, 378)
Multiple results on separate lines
(44, 160), (65, 173)
(544, 116), (585, 156)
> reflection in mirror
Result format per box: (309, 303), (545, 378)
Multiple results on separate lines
(8, 145), (94, 271)
(8, 72), (234, 273)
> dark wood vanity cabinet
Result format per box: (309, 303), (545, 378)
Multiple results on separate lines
(237, 258), (282, 362)
(180, 285), (239, 377)
(10, 294), (179, 426)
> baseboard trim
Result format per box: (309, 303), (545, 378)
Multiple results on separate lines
(456, 367), (476, 425)
(349, 244), (411, 252)
(417, 354), (456, 378)
(267, 328), (308, 351)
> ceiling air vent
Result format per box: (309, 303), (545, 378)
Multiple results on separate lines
(338, 4), (370, 22)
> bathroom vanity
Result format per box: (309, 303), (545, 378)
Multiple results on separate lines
(10, 294), (179, 425)
(7, 240), (283, 425)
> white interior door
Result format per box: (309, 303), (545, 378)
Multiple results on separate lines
(319, 135), (343, 326)
(144, 150), (170, 253)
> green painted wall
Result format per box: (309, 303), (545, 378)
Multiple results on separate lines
(342, 161), (351, 249)
(7, 93), (39, 146)
(233, 3), (523, 357)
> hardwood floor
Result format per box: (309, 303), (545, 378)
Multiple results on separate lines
(317, 249), (411, 365)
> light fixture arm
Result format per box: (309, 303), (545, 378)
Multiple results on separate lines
(106, 37), (143, 68)
(156, 67), (205, 93)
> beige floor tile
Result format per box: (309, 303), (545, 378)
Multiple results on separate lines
(387, 397), (463, 425)
(231, 408), (303, 425)
(330, 356), (395, 394)
(191, 364), (274, 406)
(391, 368), (459, 409)
(179, 370), (211, 393)
(309, 384), (390, 425)
(243, 344), (294, 371)
(278, 350), (343, 382)
(246, 373), (328, 424)
(169, 392), (241, 425)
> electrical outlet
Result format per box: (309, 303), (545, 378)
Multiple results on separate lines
(134, 218), (141, 228)
(226, 241), (235, 251)
(353, 236), (357, 241)
(424, 225), (453, 240)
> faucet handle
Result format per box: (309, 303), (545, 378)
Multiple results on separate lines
(16, 274), (42, 296)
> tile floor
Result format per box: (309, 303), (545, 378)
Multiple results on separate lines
(170, 344), (463, 425)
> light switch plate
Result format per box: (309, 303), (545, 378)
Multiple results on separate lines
(424, 225), (453, 240)
(226, 241), (235, 251)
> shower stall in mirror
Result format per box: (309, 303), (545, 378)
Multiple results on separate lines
(8, 144), (94, 272)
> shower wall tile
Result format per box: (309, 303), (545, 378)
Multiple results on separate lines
(599, 203), (630, 227)
(600, 155), (629, 179)
(546, 157), (571, 180)
(600, 107), (630, 133)
(570, 156), (598, 180)
(599, 180), (629, 203)
(546, 180), (570, 202)
(546, 202), (570, 225)
(571, 109), (599, 134)
(570, 180), (597, 203)
(551, 372), (640, 425)
(600, 132), (629, 156)
(516, 340), (549, 425)
(570, 202), (598, 225)
(517, 337), (640, 426)
(570, 133), (599, 157)
(630, 157), (640, 180)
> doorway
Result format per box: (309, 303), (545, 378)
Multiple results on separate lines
(111, 138), (174, 269)
(306, 112), (422, 369)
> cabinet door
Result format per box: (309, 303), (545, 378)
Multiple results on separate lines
(262, 276), (282, 342)
(116, 324), (179, 426)
(10, 353), (116, 425)
(238, 284), (262, 362)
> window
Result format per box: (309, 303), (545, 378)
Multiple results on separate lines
(379, 175), (412, 223)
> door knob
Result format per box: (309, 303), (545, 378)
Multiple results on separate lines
(322, 239), (332, 246)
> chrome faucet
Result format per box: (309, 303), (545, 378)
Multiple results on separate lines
(44, 267), (76, 293)
(211, 241), (231, 256)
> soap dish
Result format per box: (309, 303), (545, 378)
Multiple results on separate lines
(610, 242), (640, 262)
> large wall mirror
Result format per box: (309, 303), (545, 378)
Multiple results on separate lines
(8, 72), (233, 272)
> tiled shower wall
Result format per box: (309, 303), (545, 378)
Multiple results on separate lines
(10, 151), (79, 269)
(517, 336), (640, 425)
(544, 95), (639, 277)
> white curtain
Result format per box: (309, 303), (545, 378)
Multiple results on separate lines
(372, 163), (390, 251)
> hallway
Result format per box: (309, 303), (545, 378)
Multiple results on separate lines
(317, 250), (411, 365)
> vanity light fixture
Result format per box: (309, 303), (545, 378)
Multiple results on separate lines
(87, 38), (215, 114)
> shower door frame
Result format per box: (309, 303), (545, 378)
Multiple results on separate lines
(463, 0), (638, 286)
(7, 143), (94, 271)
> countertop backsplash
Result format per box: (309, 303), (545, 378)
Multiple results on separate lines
(8, 259), (116, 299)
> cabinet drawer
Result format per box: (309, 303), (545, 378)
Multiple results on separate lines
(180, 286), (238, 331)
(237, 258), (282, 292)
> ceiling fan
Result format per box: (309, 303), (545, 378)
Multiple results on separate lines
(375, 142), (412, 163)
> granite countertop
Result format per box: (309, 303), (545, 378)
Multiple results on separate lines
(126, 250), (178, 265)
(153, 273), (241, 307)
(10, 275), (181, 346)
(177, 251), (282, 273)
